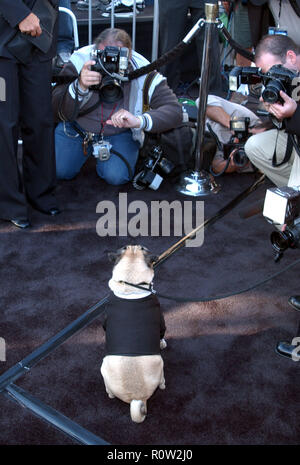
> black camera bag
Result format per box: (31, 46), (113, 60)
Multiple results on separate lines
(139, 71), (216, 179)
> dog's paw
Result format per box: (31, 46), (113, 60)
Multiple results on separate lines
(160, 338), (167, 350)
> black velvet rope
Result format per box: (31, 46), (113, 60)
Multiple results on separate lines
(127, 41), (189, 80)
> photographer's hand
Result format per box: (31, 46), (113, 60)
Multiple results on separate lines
(268, 91), (298, 121)
(106, 109), (141, 129)
(78, 60), (101, 92)
(261, 91), (297, 121)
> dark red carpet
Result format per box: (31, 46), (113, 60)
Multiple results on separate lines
(1, 159), (300, 445)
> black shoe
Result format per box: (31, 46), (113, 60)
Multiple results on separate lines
(10, 218), (30, 229)
(288, 295), (300, 311)
(275, 341), (300, 361)
(32, 205), (61, 216)
(42, 207), (61, 216)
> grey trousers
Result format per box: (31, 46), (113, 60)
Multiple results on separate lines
(245, 129), (297, 187)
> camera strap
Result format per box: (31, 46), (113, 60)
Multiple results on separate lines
(290, 133), (300, 158)
(142, 71), (159, 113)
(272, 131), (294, 167)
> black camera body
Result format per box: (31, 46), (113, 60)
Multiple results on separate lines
(90, 46), (129, 103)
(262, 65), (298, 104)
(263, 186), (300, 261)
(229, 64), (299, 104)
(223, 116), (250, 167)
(133, 145), (175, 190)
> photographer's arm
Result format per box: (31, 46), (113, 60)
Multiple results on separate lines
(206, 105), (231, 129)
(106, 80), (183, 132)
(52, 61), (99, 122)
(143, 80), (183, 133)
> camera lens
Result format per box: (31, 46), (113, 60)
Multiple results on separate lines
(158, 157), (175, 174)
(262, 79), (283, 103)
(270, 230), (290, 253)
(232, 148), (248, 167)
(99, 76), (123, 103)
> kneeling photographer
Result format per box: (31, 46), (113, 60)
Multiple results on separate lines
(244, 34), (300, 188)
(52, 28), (183, 186)
(198, 94), (262, 175)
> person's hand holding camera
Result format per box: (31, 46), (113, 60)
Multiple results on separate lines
(261, 91), (298, 121)
(79, 60), (101, 92)
(19, 12), (42, 37)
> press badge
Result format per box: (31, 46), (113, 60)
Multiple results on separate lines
(92, 140), (112, 161)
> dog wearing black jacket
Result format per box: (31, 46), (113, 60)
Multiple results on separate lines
(100, 245), (167, 423)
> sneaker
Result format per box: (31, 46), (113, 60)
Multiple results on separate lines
(101, 0), (145, 16)
(77, 0), (102, 10)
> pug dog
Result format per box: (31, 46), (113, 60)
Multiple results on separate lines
(100, 245), (167, 423)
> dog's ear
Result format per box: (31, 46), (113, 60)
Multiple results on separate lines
(108, 246), (128, 264)
(108, 252), (120, 263)
(145, 254), (159, 267)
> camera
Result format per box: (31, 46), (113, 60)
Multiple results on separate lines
(229, 64), (299, 104)
(263, 185), (300, 261)
(262, 65), (299, 104)
(133, 145), (175, 190)
(223, 116), (250, 168)
(90, 46), (129, 103)
(92, 140), (112, 161)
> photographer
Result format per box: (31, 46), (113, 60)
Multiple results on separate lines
(244, 34), (300, 188)
(52, 28), (183, 185)
(200, 94), (262, 174)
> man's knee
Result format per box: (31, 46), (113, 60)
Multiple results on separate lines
(244, 135), (260, 162)
(97, 168), (130, 186)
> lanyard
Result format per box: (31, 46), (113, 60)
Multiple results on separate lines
(100, 102), (118, 138)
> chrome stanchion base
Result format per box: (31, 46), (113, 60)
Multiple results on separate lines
(175, 169), (220, 197)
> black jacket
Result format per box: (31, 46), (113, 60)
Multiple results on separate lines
(285, 104), (300, 138)
(0, 0), (59, 61)
(101, 293), (166, 356)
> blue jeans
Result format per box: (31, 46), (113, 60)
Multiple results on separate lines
(55, 122), (140, 185)
(57, 0), (74, 54)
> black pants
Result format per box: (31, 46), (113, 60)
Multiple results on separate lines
(158, 0), (222, 94)
(0, 55), (57, 220)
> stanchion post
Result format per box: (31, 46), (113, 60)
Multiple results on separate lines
(152, 0), (159, 62)
(175, 2), (220, 197)
(88, 0), (92, 44)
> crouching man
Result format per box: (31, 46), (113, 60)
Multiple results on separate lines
(52, 28), (183, 185)
(244, 34), (300, 188)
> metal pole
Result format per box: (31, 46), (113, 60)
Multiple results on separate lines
(111, 0), (115, 28)
(59, 7), (79, 50)
(156, 174), (265, 268)
(0, 296), (109, 392)
(5, 384), (109, 445)
(175, 3), (220, 196)
(152, 0), (159, 61)
(88, 0), (92, 45)
(132, 0), (137, 50)
(194, 4), (216, 172)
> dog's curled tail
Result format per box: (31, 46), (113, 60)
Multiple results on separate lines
(130, 400), (147, 423)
